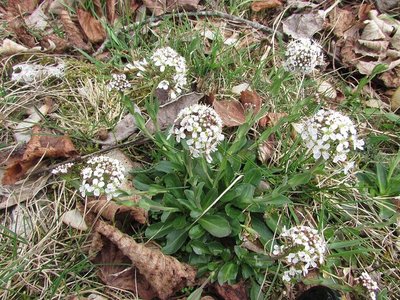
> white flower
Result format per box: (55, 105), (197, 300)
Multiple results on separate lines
(171, 104), (224, 163)
(150, 47), (188, 99)
(295, 109), (364, 173)
(79, 155), (125, 200)
(357, 272), (379, 300)
(157, 80), (169, 90)
(107, 73), (131, 92)
(274, 225), (327, 282)
(283, 38), (324, 74)
(51, 162), (74, 175)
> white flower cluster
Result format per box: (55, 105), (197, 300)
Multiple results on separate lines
(107, 73), (131, 92)
(172, 104), (224, 163)
(273, 225), (327, 282)
(284, 38), (324, 74)
(357, 272), (379, 300)
(79, 156), (125, 200)
(129, 47), (187, 99)
(51, 162), (74, 175)
(295, 109), (364, 174)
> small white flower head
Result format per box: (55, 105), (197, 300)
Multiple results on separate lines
(79, 156), (125, 200)
(295, 109), (364, 173)
(150, 47), (187, 99)
(284, 38), (324, 74)
(51, 162), (74, 175)
(172, 104), (224, 163)
(356, 272), (379, 300)
(273, 225), (327, 282)
(107, 73), (131, 92)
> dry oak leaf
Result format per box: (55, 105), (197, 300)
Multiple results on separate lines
(87, 199), (147, 225)
(251, 0), (282, 12)
(106, 0), (116, 24)
(0, 39), (41, 56)
(143, 0), (166, 15)
(2, 126), (78, 185)
(240, 90), (262, 114)
(258, 134), (276, 163)
(214, 281), (248, 300)
(258, 112), (287, 127)
(89, 220), (196, 300)
(167, 0), (200, 11)
(77, 8), (106, 44)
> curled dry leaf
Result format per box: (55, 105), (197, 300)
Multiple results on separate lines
(213, 281), (248, 300)
(48, 0), (75, 15)
(2, 126), (78, 185)
(25, 5), (48, 31)
(0, 39), (41, 56)
(40, 34), (69, 53)
(146, 92), (204, 133)
(89, 220), (196, 300)
(231, 83), (250, 95)
(251, 0), (282, 12)
(143, 0), (166, 16)
(7, 0), (39, 14)
(60, 9), (91, 51)
(87, 199), (147, 225)
(317, 81), (337, 100)
(391, 86), (400, 112)
(77, 8), (106, 44)
(167, 0), (201, 11)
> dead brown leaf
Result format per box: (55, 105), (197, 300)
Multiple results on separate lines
(89, 220), (196, 300)
(282, 10), (326, 39)
(2, 126), (78, 185)
(143, 0), (166, 15)
(258, 112), (287, 127)
(167, 0), (200, 11)
(0, 39), (41, 56)
(106, 0), (116, 24)
(87, 199), (147, 225)
(77, 8), (106, 44)
(380, 67), (400, 88)
(251, 0), (282, 12)
(328, 8), (355, 38)
(60, 9), (91, 51)
(40, 34), (69, 53)
(8, 0), (39, 15)
(239, 90), (262, 114)
(146, 92), (204, 133)
(213, 100), (246, 127)
(94, 107), (141, 146)
(258, 134), (276, 163)
(213, 281), (248, 300)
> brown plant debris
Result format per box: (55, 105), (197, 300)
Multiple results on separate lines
(89, 220), (196, 300)
(251, 0), (282, 12)
(59, 9), (91, 51)
(87, 199), (147, 225)
(213, 281), (248, 300)
(77, 8), (106, 44)
(2, 126), (78, 185)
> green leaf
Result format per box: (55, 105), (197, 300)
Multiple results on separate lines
(190, 240), (210, 255)
(139, 198), (179, 212)
(199, 215), (232, 237)
(162, 229), (188, 255)
(187, 287), (203, 300)
(145, 222), (173, 239)
(189, 224), (205, 239)
(154, 160), (180, 173)
(251, 216), (274, 246)
(217, 262), (238, 285)
(376, 163), (387, 194)
(132, 174), (153, 191)
(243, 168), (262, 186)
(288, 172), (313, 188)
